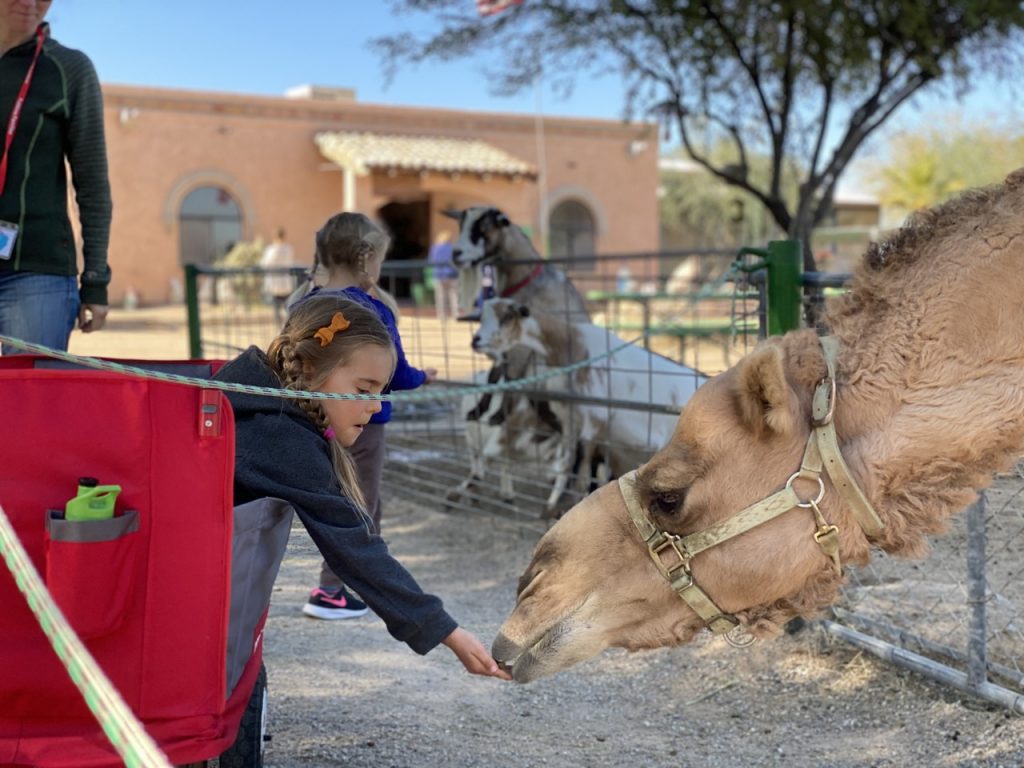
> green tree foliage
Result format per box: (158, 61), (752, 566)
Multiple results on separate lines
(216, 238), (265, 305)
(864, 118), (1024, 218)
(376, 0), (1024, 269)
(660, 144), (801, 249)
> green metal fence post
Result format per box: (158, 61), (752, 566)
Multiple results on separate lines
(764, 240), (802, 336)
(184, 264), (202, 359)
(733, 240), (802, 337)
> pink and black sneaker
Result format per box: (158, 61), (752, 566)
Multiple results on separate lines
(301, 586), (369, 620)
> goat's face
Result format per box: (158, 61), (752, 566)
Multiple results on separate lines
(472, 298), (541, 358)
(447, 207), (511, 268)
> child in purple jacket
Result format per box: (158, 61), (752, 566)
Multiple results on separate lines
(291, 212), (436, 620)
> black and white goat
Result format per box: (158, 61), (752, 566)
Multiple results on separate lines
(444, 206), (590, 322)
(443, 207), (593, 515)
(469, 299), (709, 499)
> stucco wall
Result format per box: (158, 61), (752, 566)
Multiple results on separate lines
(100, 85), (659, 305)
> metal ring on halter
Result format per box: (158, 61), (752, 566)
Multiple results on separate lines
(785, 472), (825, 508)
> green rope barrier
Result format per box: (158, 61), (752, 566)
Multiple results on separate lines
(0, 332), (643, 402)
(0, 502), (173, 768)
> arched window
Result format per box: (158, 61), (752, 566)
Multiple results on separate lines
(549, 199), (596, 266)
(178, 186), (243, 266)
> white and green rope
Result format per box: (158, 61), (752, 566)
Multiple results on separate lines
(0, 332), (642, 402)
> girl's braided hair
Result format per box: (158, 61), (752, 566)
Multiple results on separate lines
(266, 295), (395, 513)
(314, 212), (390, 290)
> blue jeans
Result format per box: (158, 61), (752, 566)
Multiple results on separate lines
(0, 272), (80, 355)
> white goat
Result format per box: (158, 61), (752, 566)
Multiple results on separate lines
(445, 361), (578, 515)
(472, 298), (709, 487)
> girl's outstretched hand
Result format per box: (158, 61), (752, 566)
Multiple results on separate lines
(442, 627), (512, 680)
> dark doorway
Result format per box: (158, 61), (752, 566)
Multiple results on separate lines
(178, 186), (243, 266)
(377, 199), (429, 300)
(549, 199), (596, 269)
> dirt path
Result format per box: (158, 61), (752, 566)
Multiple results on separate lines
(260, 485), (1024, 768)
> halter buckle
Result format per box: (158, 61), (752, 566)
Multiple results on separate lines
(650, 534), (691, 578)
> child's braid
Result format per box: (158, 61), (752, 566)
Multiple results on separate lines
(275, 338), (328, 433)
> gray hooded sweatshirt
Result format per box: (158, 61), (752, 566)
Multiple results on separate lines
(214, 346), (457, 655)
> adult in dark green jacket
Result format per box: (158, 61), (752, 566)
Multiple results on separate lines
(0, 2), (112, 354)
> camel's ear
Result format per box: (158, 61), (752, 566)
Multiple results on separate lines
(733, 344), (798, 437)
(442, 208), (463, 221)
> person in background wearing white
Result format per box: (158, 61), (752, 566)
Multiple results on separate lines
(261, 227), (295, 324)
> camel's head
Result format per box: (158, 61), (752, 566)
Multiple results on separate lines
(493, 338), (861, 682)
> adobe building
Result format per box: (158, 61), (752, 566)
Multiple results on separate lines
(100, 84), (660, 306)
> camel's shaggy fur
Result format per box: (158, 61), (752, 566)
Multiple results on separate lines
(491, 171), (1024, 683)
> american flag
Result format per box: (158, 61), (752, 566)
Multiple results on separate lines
(477, 0), (524, 16)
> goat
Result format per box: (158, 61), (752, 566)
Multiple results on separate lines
(443, 207), (594, 512)
(444, 206), (591, 322)
(445, 362), (578, 515)
(472, 298), (709, 495)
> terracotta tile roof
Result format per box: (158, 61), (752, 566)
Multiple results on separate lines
(315, 131), (537, 178)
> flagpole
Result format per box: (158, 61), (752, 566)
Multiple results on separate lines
(533, 63), (548, 257)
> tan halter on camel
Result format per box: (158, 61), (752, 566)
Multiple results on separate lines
(619, 335), (885, 635)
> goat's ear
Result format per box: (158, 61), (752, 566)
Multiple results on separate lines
(518, 305), (530, 317)
(441, 209), (462, 221)
(495, 211), (510, 227)
(732, 344), (798, 438)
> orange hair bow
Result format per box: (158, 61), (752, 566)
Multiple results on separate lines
(313, 312), (351, 347)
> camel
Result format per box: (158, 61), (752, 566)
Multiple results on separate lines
(491, 170), (1024, 683)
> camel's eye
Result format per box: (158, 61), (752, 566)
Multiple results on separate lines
(650, 489), (684, 517)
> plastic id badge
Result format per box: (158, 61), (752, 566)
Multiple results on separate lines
(0, 221), (17, 260)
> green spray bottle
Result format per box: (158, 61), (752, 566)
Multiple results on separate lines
(64, 477), (121, 521)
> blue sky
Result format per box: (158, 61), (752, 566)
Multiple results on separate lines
(49, 0), (1017, 185)
(49, 1), (624, 120)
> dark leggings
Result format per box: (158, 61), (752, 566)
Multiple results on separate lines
(317, 422), (386, 590)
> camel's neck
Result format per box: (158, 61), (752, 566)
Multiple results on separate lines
(823, 275), (1024, 556)
(795, 175), (1024, 555)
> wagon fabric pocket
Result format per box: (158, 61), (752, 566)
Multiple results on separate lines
(44, 510), (140, 640)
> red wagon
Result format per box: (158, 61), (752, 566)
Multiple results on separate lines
(0, 355), (290, 767)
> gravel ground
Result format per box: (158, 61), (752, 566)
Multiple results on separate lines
(260, 483), (1024, 768)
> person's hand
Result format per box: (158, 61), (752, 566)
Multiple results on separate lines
(424, 367), (438, 383)
(79, 304), (109, 333)
(442, 627), (511, 680)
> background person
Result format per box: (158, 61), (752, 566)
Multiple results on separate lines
(0, 0), (112, 354)
(260, 226), (295, 324)
(428, 230), (459, 321)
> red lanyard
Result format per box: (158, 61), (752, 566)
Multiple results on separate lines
(0, 24), (46, 197)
